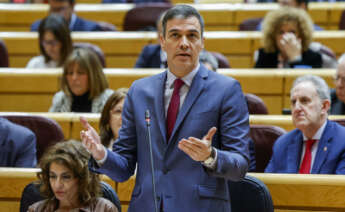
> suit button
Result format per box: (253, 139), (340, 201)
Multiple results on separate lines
(156, 196), (161, 201)
(163, 168), (169, 174)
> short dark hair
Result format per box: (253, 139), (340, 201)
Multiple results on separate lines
(162, 4), (204, 38)
(38, 14), (73, 66)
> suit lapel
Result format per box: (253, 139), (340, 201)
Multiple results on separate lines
(312, 121), (332, 173)
(167, 66), (208, 144)
(153, 71), (168, 143)
(287, 132), (303, 173)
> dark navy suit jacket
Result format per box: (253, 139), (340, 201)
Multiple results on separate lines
(134, 44), (162, 68)
(265, 120), (345, 174)
(330, 89), (345, 115)
(0, 118), (37, 168)
(93, 65), (251, 212)
(31, 15), (103, 32)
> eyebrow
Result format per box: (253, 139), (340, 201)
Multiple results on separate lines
(167, 29), (200, 34)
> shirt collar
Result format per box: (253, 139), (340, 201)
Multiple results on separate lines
(69, 13), (77, 30)
(302, 120), (327, 141)
(166, 63), (200, 89)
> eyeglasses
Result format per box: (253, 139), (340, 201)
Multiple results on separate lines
(41, 40), (59, 47)
(334, 76), (345, 84)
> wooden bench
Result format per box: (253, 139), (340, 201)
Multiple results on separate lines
(1, 111), (345, 140)
(0, 168), (116, 212)
(118, 173), (345, 212)
(2, 168), (345, 212)
(1, 31), (344, 68)
(1, 68), (335, 114)
(0, 3), (343, 31)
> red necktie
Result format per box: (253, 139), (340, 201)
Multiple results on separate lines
(166, 79), (184, 140)
(299, 139), (317, 174)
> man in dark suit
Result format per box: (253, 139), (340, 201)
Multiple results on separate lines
(265, 75), (345, 174)
(81, 5), (251, 212)
(330, 57), (345, 115)
(0, 118), (37, 168)
(31, 0), (104, 32)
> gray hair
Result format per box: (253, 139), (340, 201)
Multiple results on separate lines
(199, 51), (218, 71)
(291, 75), (330, 101)
(162, 4), (204, 38)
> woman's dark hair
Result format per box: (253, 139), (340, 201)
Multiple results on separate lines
(100, 88), (128, 147)
(38, 14), (73, 66)
(37, 140), (101, 210)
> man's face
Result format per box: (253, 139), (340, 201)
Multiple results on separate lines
(290, 81), (328, 133)
(160, 16), (204, 77)
(49, 0), (73, 23)
(335, 63), (345, 103)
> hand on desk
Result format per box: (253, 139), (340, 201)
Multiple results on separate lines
(80, 116), (105, 161)
(178, 127), (217, 161)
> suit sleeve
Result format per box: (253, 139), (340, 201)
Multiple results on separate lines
(208, 81), (250, 181)
(95, 85), (138, 182)
(15, 132), (37, 168)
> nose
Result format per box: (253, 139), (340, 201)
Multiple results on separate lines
(53, 178), (63, 189)
(179, 35), (189, 50)
(71, 72), (78, 80)
(293, 101), (302, 111)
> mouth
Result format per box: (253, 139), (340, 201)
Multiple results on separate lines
(176, 53), (191, 58)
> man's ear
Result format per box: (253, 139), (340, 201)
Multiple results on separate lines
(159, 34), (166, 51)
(321, 99), (331, 114)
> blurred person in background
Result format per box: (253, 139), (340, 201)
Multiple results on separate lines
(49, 48), (113, 112)
(27, 14), (72, 68)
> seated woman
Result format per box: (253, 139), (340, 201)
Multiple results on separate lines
(254, 7), (322, 69)
(49, 48), (113, 112)
(26, 14), (72, 68)
(28, 140), (118, 212)
(99, 88), (128, 149)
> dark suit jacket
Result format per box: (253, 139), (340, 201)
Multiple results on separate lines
(134, 44), (162, 68)
(94, 65), (251, 212)
(254, 48), (322, 68)
(265, 120), (345, 174)
(0, 118), (37, 167)
(330, 89), (345, 115)
(31, 15), (103, 32)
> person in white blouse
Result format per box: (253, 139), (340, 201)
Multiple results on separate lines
(26, 14), (72, 68)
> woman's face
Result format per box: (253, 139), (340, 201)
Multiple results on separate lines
(109, 98), (125, 139)
(42, 31), (62, 62)
(275, 22), (300, 51)
(66, 63), (89, 96)
(49, 162), (79, 206)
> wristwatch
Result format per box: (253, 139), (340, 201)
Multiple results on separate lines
(203, 147), (216, 166)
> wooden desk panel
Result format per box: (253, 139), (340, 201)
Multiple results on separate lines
(0, 68), (288, 113)
(0, 3), (343, 31)
(2, 31), (343, 69)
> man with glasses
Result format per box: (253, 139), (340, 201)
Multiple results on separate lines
(31, 0), (106, 32)
(330, 56), (345, 114)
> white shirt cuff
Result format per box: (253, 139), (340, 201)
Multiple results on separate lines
(96, 146), (108, 166)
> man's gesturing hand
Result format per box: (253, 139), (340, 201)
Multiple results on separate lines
(80, 116), (105, 161)
(178, 127), (217, 161)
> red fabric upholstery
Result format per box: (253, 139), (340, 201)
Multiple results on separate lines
(123, 3), (172, 31)
(0, 39), (9, 67)
(250, 125), (286, 172)
(239, 18), (263, 31)
(245, 93), (269, 114)
(2, 115), (64, 161)
(210, 51), (230, 68)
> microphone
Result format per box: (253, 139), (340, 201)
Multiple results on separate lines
(145, 110), (158, 212)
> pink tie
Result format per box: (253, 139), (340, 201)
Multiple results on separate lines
(166, 79), (184, 140)
(299, 139), (317, 174)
